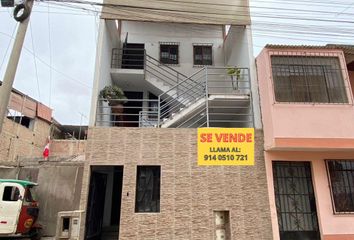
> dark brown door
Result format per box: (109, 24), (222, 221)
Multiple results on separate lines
(85, 171), (107, 240)
(273, 161), (320, 240)
(122, 43), (145, 69)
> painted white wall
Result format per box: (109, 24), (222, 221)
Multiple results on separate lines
(120, 21), (225, 77)
(93, 20), (261, 128)
(245, 26), (262, 129)
(89, 20), (120, 126)
(224, 26), (250, 68)
(224, 25), (262, 129)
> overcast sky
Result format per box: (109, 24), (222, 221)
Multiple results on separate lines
(1, 0), (353, 125)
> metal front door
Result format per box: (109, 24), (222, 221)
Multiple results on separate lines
(273, 161), (320, 240)
(0, 183), (25, 234)
(85, 172), (107, 240)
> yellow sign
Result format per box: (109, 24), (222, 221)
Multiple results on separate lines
(198, 128), (254, 166)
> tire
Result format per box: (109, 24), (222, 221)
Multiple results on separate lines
(13, 3), (30, 22)
(30, 228), (42, 240)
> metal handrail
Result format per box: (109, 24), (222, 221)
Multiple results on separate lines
(159, 68), (205, 97)
(109, 48), (254, 129)
(157, 66), (253, 128)
(96, 98), (159, 128)
(159, 81), (206, 117)
(158, 68), (207, 126)
(139, 111), (158, 128)
(146, 54), (188, 79)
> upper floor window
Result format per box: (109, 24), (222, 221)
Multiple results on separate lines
(193, 44), (212, 65)
(7, 109), (35, 130)
(160, 42), (179, 65)
(327, 160), (354, 213)
(271, 56), (348, 103)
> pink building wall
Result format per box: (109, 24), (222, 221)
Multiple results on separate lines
(349, 71), (354, 97)
(265, 152), (354, 240)
(257, 48), (354, 150)
(257, 47), (354, 240)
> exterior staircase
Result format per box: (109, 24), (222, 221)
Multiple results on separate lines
(110, 48), (254, 128)
(156, 67), (254, 128)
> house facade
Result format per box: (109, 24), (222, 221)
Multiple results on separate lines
(79, 1), (272, 239)
(256, 45), (354, 240)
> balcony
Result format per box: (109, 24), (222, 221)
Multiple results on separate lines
(96, 98), (158, 127)
(110, 48), (145, 85)
(96, 65), (254, 129)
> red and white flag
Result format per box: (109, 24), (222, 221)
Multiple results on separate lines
(43, 137), (50, 160)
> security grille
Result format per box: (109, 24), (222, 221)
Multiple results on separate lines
(327, 160), (354, 213)
(273, 161), (320, 240)
(271, 56), (348, 103)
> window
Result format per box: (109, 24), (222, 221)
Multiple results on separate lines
(7, 109), (34, 129)
(327, 160), (354, 213)
(193, 45), (212, 65)
(135, 166), (160, 213)
(2, 186), (20, 201)
(160, 43), (178, 64)
(271, 56), (348, 103)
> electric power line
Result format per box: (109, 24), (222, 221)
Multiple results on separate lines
(29, 20), (42, 101)
(0, 23), (18, 72)
(47, 2), (53, 107)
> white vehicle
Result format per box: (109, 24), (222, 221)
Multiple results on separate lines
(0, 179), (41, 239)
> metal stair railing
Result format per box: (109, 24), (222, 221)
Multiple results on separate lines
(111, 48), (203, 99)
(157, 67), (207, 127)
(144, 54), (202, 98)
(157, 66), (254, 128)
(110, 49), (254, 128)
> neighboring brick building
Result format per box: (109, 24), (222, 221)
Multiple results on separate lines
(0, 85), (88, 237)
(0, 86), (53, 165)
(0, 85), (87, 165)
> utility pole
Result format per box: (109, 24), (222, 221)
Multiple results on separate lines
(0, 0), (34, 134)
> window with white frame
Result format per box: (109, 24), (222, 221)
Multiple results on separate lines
(271, 56), (348, 103)
(327, 160), (354, 213)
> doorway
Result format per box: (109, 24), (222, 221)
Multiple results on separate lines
(122, 43), (145, 69)
(273, 161), (320, 240)
(85, 166), (124, 240)
(122, 91), (143, 127)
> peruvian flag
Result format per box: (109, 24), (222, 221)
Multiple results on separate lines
(43, 141), (50, 160)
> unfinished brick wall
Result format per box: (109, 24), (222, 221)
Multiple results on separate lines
(0, 117), (51, 165)
(79, 127), (273, 240)
(51, 140), (86, 157)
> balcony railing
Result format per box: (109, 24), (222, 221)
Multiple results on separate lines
(111, 48), (145, 69)
(96, 98), (159, 127)
(157, 66), (253, 128)
(95, 66), (253, 128)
